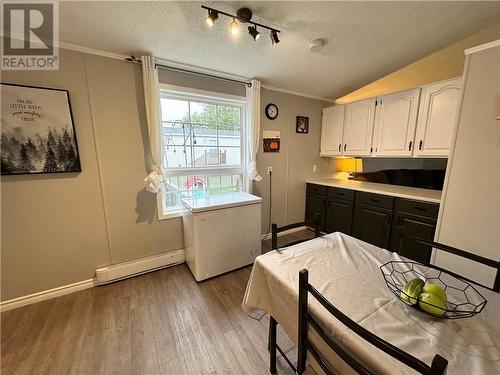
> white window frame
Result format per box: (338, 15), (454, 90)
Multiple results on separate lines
(157, 84), (248, 220)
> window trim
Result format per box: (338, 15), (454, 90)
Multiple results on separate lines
(157, 84), (247, 220)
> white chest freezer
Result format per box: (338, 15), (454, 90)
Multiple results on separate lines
(182, 192), (262, 281)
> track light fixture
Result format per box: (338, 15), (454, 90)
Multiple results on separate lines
(270, 30), (280, 45)
(248, 25), (260, 41)
(201, 5), (280, 45)
(206, 9), (218, 27)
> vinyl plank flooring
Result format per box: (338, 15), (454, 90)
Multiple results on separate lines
(224, 325), (269, 375)
(48, 289), (94, 375)
(160, 355), (189, 375)
(147, 271), (183, 366)
(130, 305), (161, 375)
(19, 295), (76, 375)
(1, 230), (313, 375)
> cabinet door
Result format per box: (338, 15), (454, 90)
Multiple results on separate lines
(320, 105), (344, 156)
(343, 98), (376, 156)
(305, 194), (326, 231)
(390, 212), (436, 264)
(325, 198), (353, 235)
(413, 78), (462, 157)
(372, 88), (421, 157)
(352, 204), (392, 249)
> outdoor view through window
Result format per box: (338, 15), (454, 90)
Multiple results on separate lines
(160, 91), (246, 214)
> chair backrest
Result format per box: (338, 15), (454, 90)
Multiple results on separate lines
(271, 213), (321, 250)
(401, 236), (500, 293)
(296, 268), (449, 375)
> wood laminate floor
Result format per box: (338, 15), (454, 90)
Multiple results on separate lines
(1, 230), (314, 375)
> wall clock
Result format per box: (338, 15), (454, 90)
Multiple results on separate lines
(265, 103), (279, 120)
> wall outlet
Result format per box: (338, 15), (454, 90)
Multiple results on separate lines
(267, 166), (273, 174)
(312, 164), (318, 172)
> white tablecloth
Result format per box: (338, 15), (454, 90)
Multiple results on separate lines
(242, 232), (500, 374)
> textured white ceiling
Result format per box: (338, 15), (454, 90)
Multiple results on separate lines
(59, 1), (500, 100)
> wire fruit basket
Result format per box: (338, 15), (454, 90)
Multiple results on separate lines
(380, 260), (487, 319)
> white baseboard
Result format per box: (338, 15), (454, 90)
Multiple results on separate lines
(95, 249), (185, 285)
(1, 249), (186, 313)
(1, 278), (95, 313)
(261, 225), (309, 241)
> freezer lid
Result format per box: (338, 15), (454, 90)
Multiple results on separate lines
(182, 192), (262, 213)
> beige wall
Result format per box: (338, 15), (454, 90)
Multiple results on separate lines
(253, 89), (333, 234)
(336, 22), (500, 103)
(1, 49), (183, 301)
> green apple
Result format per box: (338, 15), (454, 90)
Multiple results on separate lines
(400, 278), (424, 305)
(418, 292), (447, 316)
(422, 283), (447, 304)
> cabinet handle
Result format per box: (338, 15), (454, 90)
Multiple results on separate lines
(344, 144), (347, 152)
(408, 141), (412, 151)
(386, 215), (391, 223)
(338, 144), (341, 152)
(419, 140), (423, 150)
(413, 206), (426, 212)
(369, 198), (380, 203)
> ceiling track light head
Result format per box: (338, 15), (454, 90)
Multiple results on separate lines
(206, 9), (218, 27)
(229, 18), (239, 35)
(236, 7), (252, 23)
(270, 30), (280, 45)
(248, 25), (260, 41)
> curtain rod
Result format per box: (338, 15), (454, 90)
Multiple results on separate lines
(125, 55), (252, 87)
(156, 63), (252, 88)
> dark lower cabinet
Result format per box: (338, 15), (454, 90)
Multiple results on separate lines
(305, 192), (326, 231)
(325, 198), (353, 235)
(304, 185), (439, 263)
(352, 204), (393, 249)
(389, 199), (439, 264)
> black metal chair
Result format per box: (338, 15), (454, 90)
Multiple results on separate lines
(271, 213), (322, 251)
(268, 214), (322, 374)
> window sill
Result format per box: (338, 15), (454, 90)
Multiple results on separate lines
(157, 209), (185, 221)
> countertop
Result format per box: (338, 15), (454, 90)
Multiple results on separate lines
(182, 191), (262, 213)
(306, 178), (441, 204)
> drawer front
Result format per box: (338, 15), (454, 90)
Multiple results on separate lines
(327, 187), (354, 202)
(396, 198), (439, 218)
(356, 192), (394, 210)
(306, 183), (328, 196)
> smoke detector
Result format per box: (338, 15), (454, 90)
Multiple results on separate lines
(309, 39), (325, 53)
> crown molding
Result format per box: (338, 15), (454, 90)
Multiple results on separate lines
(60, 41), (129, 61)
(464, 39), (500, 55)
(261, 84), (335, 103)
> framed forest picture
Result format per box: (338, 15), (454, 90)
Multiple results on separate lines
(1, 83), (81, 175)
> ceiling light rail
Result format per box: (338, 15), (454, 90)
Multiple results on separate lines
(201, 5), (280, 45)
(125, 55), (252, 87)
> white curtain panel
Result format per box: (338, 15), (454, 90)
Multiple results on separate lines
(246, 79), (262, 184)
(141, 55), (165, 193)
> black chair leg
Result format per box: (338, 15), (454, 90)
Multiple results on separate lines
(269, 316), (277, 374)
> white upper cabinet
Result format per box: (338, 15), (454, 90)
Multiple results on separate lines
(413, 77), (462, 157)
(372, 88), (421, 157)
(343, 98), (376, 156)
(320, 105), (345, 156)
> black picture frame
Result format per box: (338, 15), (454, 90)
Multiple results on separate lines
(1, 83), (81, 176)
(296, 116), (309, 134)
